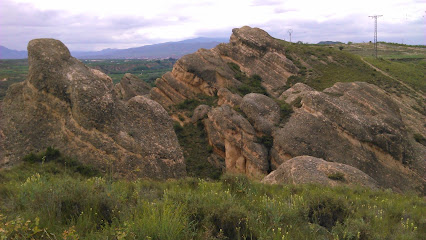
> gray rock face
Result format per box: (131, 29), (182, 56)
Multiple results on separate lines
(240, 93), (280, 135)
(272, 82), (425, 192)
(150, 26), (298, 108)
(1, 38), (186, 179)
(262, 156), (378, 189)
(204, 105), (268, 178)
(115, 73), (151, 100)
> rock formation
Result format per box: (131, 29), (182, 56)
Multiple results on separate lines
(114, 73), (151, 100)
(150, 26), (425, 192)
(271, 82), (424, 192)
(0, 39), (185, 179)
(204, 105), (268, 178)
(240, 93), (280, 135)
(262, 156), (378, 189)
(150, 26), (298, 107)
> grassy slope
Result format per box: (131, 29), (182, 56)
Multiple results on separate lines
(1, 156), (425, 240)
(277, 41), (418, 94)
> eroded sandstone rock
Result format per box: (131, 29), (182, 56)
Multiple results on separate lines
(272, 82), (425, 192)
(1, 39), (185, 179)
(262, 156), (378, 189)
(114, 73), (151, 100)
(204, 105), (268, 179)
(150, 26), (298, 108)
(240, 93), (280, 135)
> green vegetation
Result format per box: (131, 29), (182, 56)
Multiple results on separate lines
(413, 133), (426, 146)
(256, 135), (274, 150)
(227, 62), (268, 96)
(1, 154), (425, 239)
(83, 58), (176, 84)
(0, 59), (28, 100)
(276, 99), (294, 120)
(175, 95), (217, 113)
(278, 41), (401, 92)
(175, 122), (222, 180)
(327, 172), (346, 181)
(362, 57), (425, 93)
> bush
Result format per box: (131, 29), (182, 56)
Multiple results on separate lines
(276, 100), (294, 120)
(257, 135), (274, 150)
(22, 147), (100, 177)
(413, 133), (426, 146)
(307, 195), (348, 230)
(328, 172), (345, 181)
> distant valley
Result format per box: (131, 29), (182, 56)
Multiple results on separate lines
(0, 37), (228, 59)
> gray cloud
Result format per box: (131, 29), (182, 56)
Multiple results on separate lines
(1, 0), (424, 51)
(0, 0), (191, 51)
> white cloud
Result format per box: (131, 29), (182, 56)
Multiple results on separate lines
(1, 0), (425, 51)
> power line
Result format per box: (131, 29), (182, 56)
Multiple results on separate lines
(288, 29), (293, 43)
(368, 15), (383, 58)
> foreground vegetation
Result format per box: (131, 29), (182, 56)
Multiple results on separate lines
(0, 149), (425, 240)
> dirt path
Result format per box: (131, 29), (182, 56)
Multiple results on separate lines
(360, 57), (425, 98)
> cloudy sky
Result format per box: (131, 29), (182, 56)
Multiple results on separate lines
(1, 0), (425, 51)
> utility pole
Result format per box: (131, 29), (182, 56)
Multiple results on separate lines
(288, 29), (293, 43)
(368, 15), (383, 58)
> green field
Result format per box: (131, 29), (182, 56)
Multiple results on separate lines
(0, 148), (424, 240)
(0, 59), (175, 100)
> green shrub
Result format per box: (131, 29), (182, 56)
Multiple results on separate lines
(413, 133), (426, 146)
(307, 195), (348, 230)
(257, 135), (274, 150)
(328, 172), (345, 181)
(276, 100), (294, 120)
(221, 174), (251, 196)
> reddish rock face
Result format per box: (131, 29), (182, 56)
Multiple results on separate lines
(1, 38), (186, 179)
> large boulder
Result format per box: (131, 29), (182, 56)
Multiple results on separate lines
(262, 156), (378, 189)
(240, 93), (280, 135)
(272, 82), (425, 192)
(114, 73), (151, 100)
(1, 39), (186, 179)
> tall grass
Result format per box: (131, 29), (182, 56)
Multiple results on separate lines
(1, 155), (424, 239)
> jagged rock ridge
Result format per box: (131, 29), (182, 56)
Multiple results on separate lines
(153, 26), (425, 193)
(150, 26), (298, 107)
(0, 39), (186, 179)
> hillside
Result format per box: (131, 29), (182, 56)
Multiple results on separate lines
(151, 26), (425, 193)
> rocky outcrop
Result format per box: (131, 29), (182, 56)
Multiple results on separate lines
(150, 26), (298, 108)
(217, 88), (242, 107)
(262, 156), (378, 189)
(1, 39), (186, 179)
(240, 93), (280, 135)
(114, 73), (151, 100)
(191, 104), (211, 123)
(204, 105), (268, 179)
(272, 82), (425, 192)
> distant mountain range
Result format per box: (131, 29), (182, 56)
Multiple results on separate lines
(0, 46), (28, 59)
(0, 37), (228, 59)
